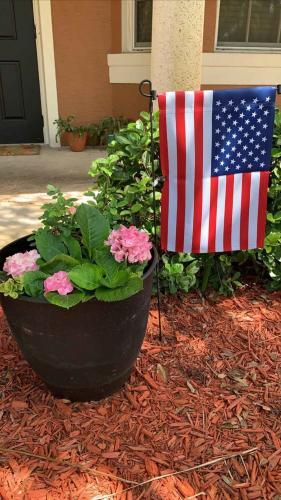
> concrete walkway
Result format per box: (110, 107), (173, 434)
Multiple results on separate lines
(0, 146), (105, 246)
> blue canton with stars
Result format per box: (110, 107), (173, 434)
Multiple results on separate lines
(211, 86), (276, 177)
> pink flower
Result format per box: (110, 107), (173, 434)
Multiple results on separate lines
(67, 206), (76, 215)
(3, 250), (40, 277)
(44, 271), (74, 296)
(105, 225), (152, 264)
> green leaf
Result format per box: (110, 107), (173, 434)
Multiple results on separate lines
(47, 184), (59, 195)
(40, 254), (80, 274)
(75, 204), (110, 257)
(99, 269), (130, 289)
(94, 248), (122, 279)
(95, 277), (143, 302)
(115, 135), (132, 145)
(265, 231), (281, 246)
(69, 263), (102, 290)
(140, 111), (150, 122)
(131, 203), (143, 213)
(271, 148), (281, 158)
(45, 291), (84, 309)
(35, 229), (66, 261)
(62, 235), (82, 260)
(23, 271), (48, 297)
(0, 271), (7, 283)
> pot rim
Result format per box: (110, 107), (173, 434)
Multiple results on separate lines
(0, 235), (158, 305)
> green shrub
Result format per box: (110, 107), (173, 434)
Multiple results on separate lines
(88, 108), (281, 294)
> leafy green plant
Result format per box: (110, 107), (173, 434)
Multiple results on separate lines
(88, 116), (130, 147)
(53, 115), (74, 142)
(0, 276), (23, 299)
(70, 125), (88, 137)
(88, 108), (281, 294)
(0, 188), (152, 308)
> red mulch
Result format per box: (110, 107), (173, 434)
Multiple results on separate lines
(0, 286), (281, 499)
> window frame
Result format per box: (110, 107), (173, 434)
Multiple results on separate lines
(122, 0), (152, 53)
(215, 0), (281, 52)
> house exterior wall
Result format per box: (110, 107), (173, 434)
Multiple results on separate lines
(110, 0), (147, 118)
(50, 0), (146, 126)
(51, 0), (112, 125)
(203, 0), (217, 53)
(50, 0), (280, 129)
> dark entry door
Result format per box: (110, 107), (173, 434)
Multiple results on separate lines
(0, 0), (43, 143)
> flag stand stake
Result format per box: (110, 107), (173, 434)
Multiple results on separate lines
(139, 79), (162, 341)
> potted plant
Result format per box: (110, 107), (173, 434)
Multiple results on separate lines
(98, 116), (129, 146)
(53, 115), (74, 145)
(0, 186), (157, 401)
(68, 125), (88, 152)
(88, 123), (100, 147)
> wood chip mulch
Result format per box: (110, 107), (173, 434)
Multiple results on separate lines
(0, 285), (281, 499)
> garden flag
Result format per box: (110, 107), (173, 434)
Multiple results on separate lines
(158, 86), (276, 253)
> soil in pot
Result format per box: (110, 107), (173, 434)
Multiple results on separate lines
(68, 132), (88, 152)
(0, 236), (157, 402)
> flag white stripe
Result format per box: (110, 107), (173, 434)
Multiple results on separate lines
(200, 90), (213, 252)
(166, 92), (177, 251)
(231, 173), (243, 250)
(183, 91), (195, 252)
(215, 175), (226, 252)
(248, 172), (260, 249)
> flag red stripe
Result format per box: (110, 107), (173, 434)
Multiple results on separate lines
(240, 173), (252, 250)
(158, 94), (169, 250)
(208, 176), (218, 252)
(192, 91), (204, 253)
(223, 174), (234, 252)
(257, 171), (269, 247)
(175, 92), (186, 252)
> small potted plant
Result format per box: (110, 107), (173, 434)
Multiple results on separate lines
(68, 125), (88, 152)
(53, 115), (74, 145)
(88, 123), (100, 147)
(0, 186), (157, 401)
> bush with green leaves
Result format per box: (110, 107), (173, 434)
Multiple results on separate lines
(0, 186), (153, 308)
(88, 108), (281, 294)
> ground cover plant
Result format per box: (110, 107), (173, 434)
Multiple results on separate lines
(0, 186), (152, 308)
(89, 108), (281, 294)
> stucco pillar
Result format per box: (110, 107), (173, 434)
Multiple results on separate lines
(151, 0), (205, 92)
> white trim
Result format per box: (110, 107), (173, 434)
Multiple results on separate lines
(121, 0), (151, 53)
(214, 0), (220, 52)
(202, 53), (281, 85)
(33, 0), (59, 147)
(107, 52), (281, 86)
(108, 53), (150, 83)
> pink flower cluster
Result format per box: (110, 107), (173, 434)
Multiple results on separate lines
(3, 250), (40, 277)
(105, 225), (152, 264)
(44, 271), (74, 296)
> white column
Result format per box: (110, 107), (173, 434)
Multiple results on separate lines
(151, 0), (205, 92)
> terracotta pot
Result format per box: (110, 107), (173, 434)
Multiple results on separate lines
(62, 131), (72, 145)
(68, 132), (88, 152)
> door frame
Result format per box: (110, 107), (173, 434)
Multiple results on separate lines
(33, 0), (59, 147)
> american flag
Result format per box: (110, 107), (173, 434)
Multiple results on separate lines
(158, 86), (276, 254)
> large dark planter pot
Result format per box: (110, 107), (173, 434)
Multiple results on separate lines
(0, 236), (157, 401)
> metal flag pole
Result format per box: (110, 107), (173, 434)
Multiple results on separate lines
(139, 79), (162, 341)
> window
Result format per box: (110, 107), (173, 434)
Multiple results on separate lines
(122, 0), (152, 52)
(217, 0), (281, 49)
